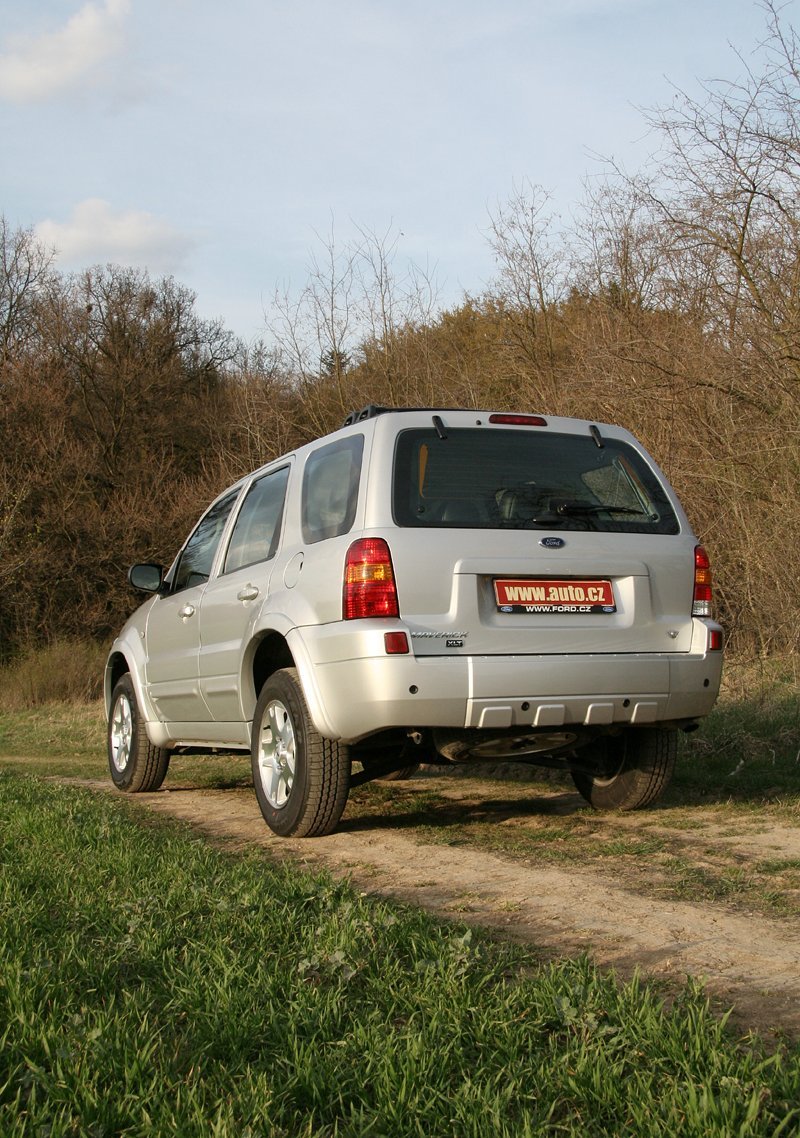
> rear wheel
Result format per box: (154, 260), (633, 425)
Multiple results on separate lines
(571, 728), (677, 810)
(107, 675), (171, 792)
(251, 668), (350, 837)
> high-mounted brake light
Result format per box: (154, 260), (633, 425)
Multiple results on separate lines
(488, 413), (548, 427)
(693, 546), (713, 617)
(343, 538), (400, 619)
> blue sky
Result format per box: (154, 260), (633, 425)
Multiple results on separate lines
(0, 0), (787, 343)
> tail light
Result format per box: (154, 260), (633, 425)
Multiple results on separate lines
(343, 538), (399, 619)
(488, 413), (548, 427)
(692, 546), (713, 617)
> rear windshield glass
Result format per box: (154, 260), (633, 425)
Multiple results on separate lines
(393, 428), (680, 534)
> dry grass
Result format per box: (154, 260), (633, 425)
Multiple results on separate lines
(0, 640), (107, 709)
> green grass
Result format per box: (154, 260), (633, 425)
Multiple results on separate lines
(0, 701), (255, 789)
(0, 701), (106, 766)
(1, 771), (799, 1138)
(675, 658), (800, 805)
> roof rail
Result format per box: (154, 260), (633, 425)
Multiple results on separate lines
(341, 404), (394, 426)
(340, 405), (477, 428)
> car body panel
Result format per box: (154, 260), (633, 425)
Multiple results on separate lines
(197, 560), (276, 721)
(143, 583), (212, 723)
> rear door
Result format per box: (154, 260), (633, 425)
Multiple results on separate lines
(197, 463), (291, 721)
(388, 421), (696, 656)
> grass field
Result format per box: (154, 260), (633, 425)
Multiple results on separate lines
(1, 771), (799, 1137)
(1, 657), (799, 1134)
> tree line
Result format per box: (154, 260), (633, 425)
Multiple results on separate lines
(1, 1), (798, 659)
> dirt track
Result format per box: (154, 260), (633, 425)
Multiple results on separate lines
(78, 773), (800, 1041)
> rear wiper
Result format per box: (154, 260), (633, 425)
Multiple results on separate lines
(513, 502), (652, 529)
(554, 502), (648, 517)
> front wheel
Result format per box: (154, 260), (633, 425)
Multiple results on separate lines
(251, 668), (350, 837)
(107, 675), (171, 792)
(571, 728), (677, 810)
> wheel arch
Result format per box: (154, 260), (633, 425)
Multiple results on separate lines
(104, 644), (152, 721)
(105, 650), (131, 714)
(243, 624), (340, 740)
(104, 640), (172, 749)
(244, 629), (296, 719)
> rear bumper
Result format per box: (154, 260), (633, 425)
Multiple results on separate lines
(293, 620), (723, 742)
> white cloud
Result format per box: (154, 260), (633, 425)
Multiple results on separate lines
(0, 0), (130, 103)
(35, 198), (195, 274)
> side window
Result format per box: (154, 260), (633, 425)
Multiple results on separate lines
(172, 492), (238, 593)
(224, 466), (290, 574)
(302, 435), (364, 543)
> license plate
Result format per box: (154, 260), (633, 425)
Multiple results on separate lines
(494, 578), (616, 614)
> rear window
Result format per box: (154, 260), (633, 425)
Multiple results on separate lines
(393, 428), (680, 534)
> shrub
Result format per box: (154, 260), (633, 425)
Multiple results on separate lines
(0, 640), (107, 709)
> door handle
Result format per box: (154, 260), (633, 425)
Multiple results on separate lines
(179, 603), (196, 619)
(237, 585), (260, 602)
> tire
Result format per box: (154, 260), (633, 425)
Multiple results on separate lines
(251, 668), (350, 837)
(107, 674), (171, 793)
(571, 728), (677, 810)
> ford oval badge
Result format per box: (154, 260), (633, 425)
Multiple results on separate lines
(539, 537), (566, 549)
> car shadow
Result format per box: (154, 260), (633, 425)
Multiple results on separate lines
(338, 787), (587, 834)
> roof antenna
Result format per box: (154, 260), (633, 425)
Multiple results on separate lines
(432, 414), (448, 440)
(589, 424), (604, 449)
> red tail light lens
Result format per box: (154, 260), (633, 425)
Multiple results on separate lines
(693, 546), (713, 617)
(343, 538), (399, 619)
(488, 414), (548, 427)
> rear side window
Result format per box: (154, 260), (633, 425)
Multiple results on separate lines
(302, 434), (364, 543)
(224, 465), (290, 573)
(393, 428), (679, 534)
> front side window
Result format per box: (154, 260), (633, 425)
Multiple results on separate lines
(393, 428), (679, 534)
(171, 491), (238, 592)
(224, 466), (290, 573)
(302, 434), (364, 543)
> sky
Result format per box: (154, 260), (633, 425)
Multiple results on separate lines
(0, 0), (789, 344)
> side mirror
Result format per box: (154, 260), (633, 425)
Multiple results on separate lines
(128, 563), (165, 594)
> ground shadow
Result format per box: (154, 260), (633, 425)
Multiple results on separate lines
(339, 786), (587, 834)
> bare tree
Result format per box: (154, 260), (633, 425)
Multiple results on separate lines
(265, 224), (441, 425)
(486, 181), (571, 376)
(0, 218), (54, 368)
(641, 0), (800, 384)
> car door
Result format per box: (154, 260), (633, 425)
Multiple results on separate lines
(198, 464), (291, 722)
(144, 490), (239, 725)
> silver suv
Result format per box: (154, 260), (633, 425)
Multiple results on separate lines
(105, 406), (723, 835)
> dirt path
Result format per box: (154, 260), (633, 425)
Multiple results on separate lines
(77, 774), (800, 1041)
